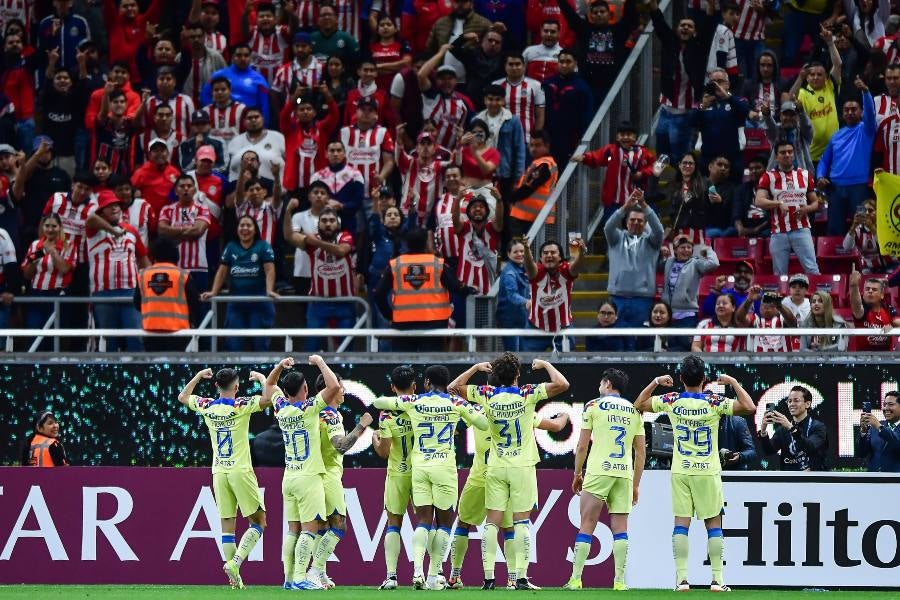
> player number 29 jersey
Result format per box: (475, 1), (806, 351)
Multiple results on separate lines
(650, 391), (735, 476)
(467, 383), (548, 468)
(379, 409), (414, 475)
(273, 390), (327, 476)
(582, 395), (644, 479)
(188, 395), (262, 474)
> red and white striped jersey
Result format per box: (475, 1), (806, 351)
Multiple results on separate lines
(340, 125), (395, 193)
(757, 168), (813, 234)
(310, 163), (366, 197)
(874, 34), (900, 65)
(135, 129), (183, 163)
(707, 24), (737, 77)
(23, 238), (76, 291)
(875, 113), (900, 174)
(158, 201), (212, 271)
(292, 0), (318, 28)
(42, 193), (93, 264)
(205, 101), (247, 145)
(494, 77), (545, 142)
(121, 198), (152, 248)
(145, 94), (195, 137)
(433, 192), (468, 258)
(694, 319), (745, 352)
(396, 150), (448, 227)
(660, 48), (694, 111)
(750, 81), (779, 117)
(846, 225), (893, 273)
(734, 0), (767, 41)
(874, 94), (898, 126)
(422, 90), (470, 149)
(746, 312), (790, 352)
(272, 59), (323, 95)
(0, 227), (12, 286)
(456, 222), (499, 294)
(0, 0), (32, 43)
(287, 128), (327, 190)
(522, 43), (561, 83)
(249, 26), (291, 85)
(307, 231), (356, 297)
(86, 224), (147, 292)
(528, 262), (575, 332)
(236, 198), (279, 247)
(205, 31), (228, 55)
(333, 0), (362, 41)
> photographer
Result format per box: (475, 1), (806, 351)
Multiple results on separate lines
(735, 285), (797, 353)
(719, 415), (758, 470)
(688, 68), (749, 182)
(759, 386), (828, 471)
(858, 391), (900, 472)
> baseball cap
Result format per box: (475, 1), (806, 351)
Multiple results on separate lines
(357, 96), (379, 110)
(436, 65), (458, 77)
(0, 144), (16, 155)
(416, 131), (435, 143)
(465, 192), (490, 217)
(736, 260), (755, 273)
(292, 31), (312, 45)
(789, 273), (810, 287)
(148, 138), (168, 150)
(96, 190), (122, 211)
(780, 101), (798, 113)
(32, 135), (54, 152)
(191, 109), (211, 124)
(77, 39), (97, 51)
(196, 145), (216, 162)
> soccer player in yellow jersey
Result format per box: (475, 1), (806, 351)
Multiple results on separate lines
(308, 370), (374, 588)
(371, 365), (418, 590)
(566, 368), (645, 591)
(373, 365), (489, 590)
(178, 367), (272, 589)
(451, 352), (569, 590)
(635, 355), (756, 592)
(264, 355), (342, 590)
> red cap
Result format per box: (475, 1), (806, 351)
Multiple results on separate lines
(737, 260), (755, 273)
(196, 145), (216, 162)
(96, 190), (122, 211)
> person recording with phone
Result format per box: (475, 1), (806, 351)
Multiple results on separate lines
(758, 386), (828, 471)
(857, 392), (900, 472)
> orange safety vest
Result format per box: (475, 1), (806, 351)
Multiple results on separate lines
(510, 156), (558, 224)
(389, 254), (452, 323)
(28, 434), (56, 467)
(139, 263), (191, 332)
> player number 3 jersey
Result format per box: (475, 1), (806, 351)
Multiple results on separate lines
(189, 395), (262, 474)
(650, 391), (735, 476)
(273, 390), (327, 476)
(582, 395), (644, 479)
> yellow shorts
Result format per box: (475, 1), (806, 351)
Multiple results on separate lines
(458, 478), (513, 527)
(412, 466), (458, 511)
(485, 465), (537, 514)
(323, 468), (346, 516)
(283, 473), (326, 523)
(384, 473), (413, 515)
(671, 473), (723, 520)
(582, 473), (633, 514)
(213, 470), (265, 519)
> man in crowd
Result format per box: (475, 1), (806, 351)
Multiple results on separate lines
(202, 44), (270, 124)
(542, 49), (593, 167)
(690, 68), (749, 180)
(523, 19), (562, 83)
(858, 391), (900, 473)
(759, 386), (828, 471)
(849, 266), (900, 352)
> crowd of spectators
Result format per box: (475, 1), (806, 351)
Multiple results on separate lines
(0, 0), (899, 353)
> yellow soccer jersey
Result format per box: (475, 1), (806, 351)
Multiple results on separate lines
(650, 391), (735, 476)
(373, 392), (487, 469)
(470, 410), (544, 482)
(274, 390), (327, 476)
(467, 384), (548, 468)
(319, 405), (345, 473)
(188, 394), (262, 474)
(379, 409), (414, 475)
(582, 395), (645, 479)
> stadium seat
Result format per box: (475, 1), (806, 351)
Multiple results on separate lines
(805, 274), (848, 307)
(834, 307), (855, 321)
(712, 237), (763, 274)
(816, 236), (859, 273)
(754, 274), (787, 295)
(742, 128), (770, 165)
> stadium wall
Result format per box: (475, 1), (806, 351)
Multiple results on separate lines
(0, 469), (898, 589)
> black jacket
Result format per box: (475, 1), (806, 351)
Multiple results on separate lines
(650, 8), (714, 110)
(760, 414), (828, 471)
(719, 415), (758, 470)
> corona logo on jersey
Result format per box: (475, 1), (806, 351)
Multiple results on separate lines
(873, 170), (900, 255)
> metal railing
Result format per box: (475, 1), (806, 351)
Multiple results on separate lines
(467, 0), (672, 344)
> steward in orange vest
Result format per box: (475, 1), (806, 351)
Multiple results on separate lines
(509, 131), (558, 238)
(134, 239), (201, 350)
(21, 412), (68, 467)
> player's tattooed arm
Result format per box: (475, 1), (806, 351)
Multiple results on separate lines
(177, 368), (213, 405)
(331, 412), (375, 454)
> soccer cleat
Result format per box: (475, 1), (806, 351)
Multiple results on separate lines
(293, 579), (325, 590)
(447, 576), (464, 589)
(516, 577), (540, 590)
(379, 577), (398, 590)
(481, 579), (496, 590)
(613, 581), (629, 591)
(563, 578), (583, 590)
(307, 567), (333, 590)
(323, 573), (336, 589)
(413, 575), (426, 590)
(223, 560), (244, 589)
(426, 576), (447, 591)
(283, 582), (292, 590)
(710, 582), (731, 592)
(675, 580), (690, 592)
(506, 580), (517, 590)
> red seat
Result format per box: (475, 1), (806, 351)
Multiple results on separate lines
(816, 236), (859, 273)
(805, 274), (848, 307)
(742, 128), (770, 165)
(754, 274), (788, 295)
(834, 307), (855, 321)
(712, 237), (764, 274)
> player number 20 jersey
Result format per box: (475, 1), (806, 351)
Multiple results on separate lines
(273, 390), (327, 476)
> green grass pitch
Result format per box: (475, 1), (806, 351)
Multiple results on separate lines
(0, 587), (888, 599)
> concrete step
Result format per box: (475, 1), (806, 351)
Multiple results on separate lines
(571, 290), (609, 312)
(573, 272), (608, 291)
(575, 254), (606, 274)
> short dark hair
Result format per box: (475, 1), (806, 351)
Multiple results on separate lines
(490, 352), (520, 386)
(282, 371), (306, 397)
(558, 48), (577, 62)
(774, 139), (794, 154)
(215, 368), (239, 390)
(539, 239), (562, 256)
(211, 75), (231, 88)
(601, 368), (629, 394)
(110, 60), (131, 73)
(107, 89), (126, 103)
(73, 172), (94, 185)
(542, 18), (560, 28)
(505, 52), (525, 64)
(108, 174), (131, 189)
(424, 365), (450, 388)
(308, 180), (331, 196)
(405, 227), (429, 253)
(150, 238), (180, 264)
(679, 355), (706, 387)
(530, 130), (551, 146)
(885, 391), (900, 402)
(255, 2), (276, 15)
(316, 371), (342, 392)
(390, 365), (417, 391)
(791, 385), (812, 405)
(231, 43), (252, 54)
(598, 299), (618, 313)
(483, 84), (506, 99)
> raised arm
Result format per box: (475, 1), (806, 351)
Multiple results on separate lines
(531, 358), (569, 398)
(735, 285), (760, 326)
(249, 370), (274, 408)
(448, 361), (492, 396)
(371, 430), (392, 459)
(849, 265), (864, 319)
(632, 434), (646, 504)
(266, 356), (294, 387)
(177, 368), (213, 405)
(537, 412), (570, 432)
(310, 354), (341, 404)
(417, 44), (450, 91)
(717, 374), (756, 416)
(635, 375), (673, 412)
(523, 236), (538, 279)
(330, 412), (374, 454)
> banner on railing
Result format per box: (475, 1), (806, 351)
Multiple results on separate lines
(1, 469), (897, 588)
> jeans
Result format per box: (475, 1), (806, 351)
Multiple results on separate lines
(497, 311), (528, 352)
(16, 118), (35, 155)
(669, 314), (698, 351)
(782, 6), (824, 67)
(519, 322), (570, 352)
(769, 229), (820, 275)
(705, 226), (739, 239)
(655, 109), (693, 164)
(305, 301), (357, 351)
(223, 300), (275, 352)
(25, 289), (64, 351)
(735, 39), (763, 80)
(826, 183), (869, 236)
(610, 295), (653, 351)
(92, 289), (143, 352)
(74, 128), (91, 172)
(0, 304), (9, 328)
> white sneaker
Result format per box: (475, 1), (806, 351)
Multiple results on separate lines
(710, 582), (731, 592)
(413, 575), (426, 590)
(307, 567), (332, 589)
(379, 577), (398, 590)
(426, 576), (446, 590)
(675, 580), (690, 592)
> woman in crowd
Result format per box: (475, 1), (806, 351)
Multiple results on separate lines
(92, 159), (112, 191)
(202, 215), (279, 352)
(324, 55), (355, 119)
(692, 293), (745, 352)
(662, 152), (710, 246)
(22, 214), (76, 346)
(843, 198), (896, 274)
(370, 15), (413, 92)
(364, 189), (410, 343)
(636, 300), (673, 351)
(497, 238), (530, 351)
(21, 411), (69, 467)
(800, 290), (850, 351)
(661, 235), (719, 350)
(585, 300), (627, 352)
(459, 118), (500, 190)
